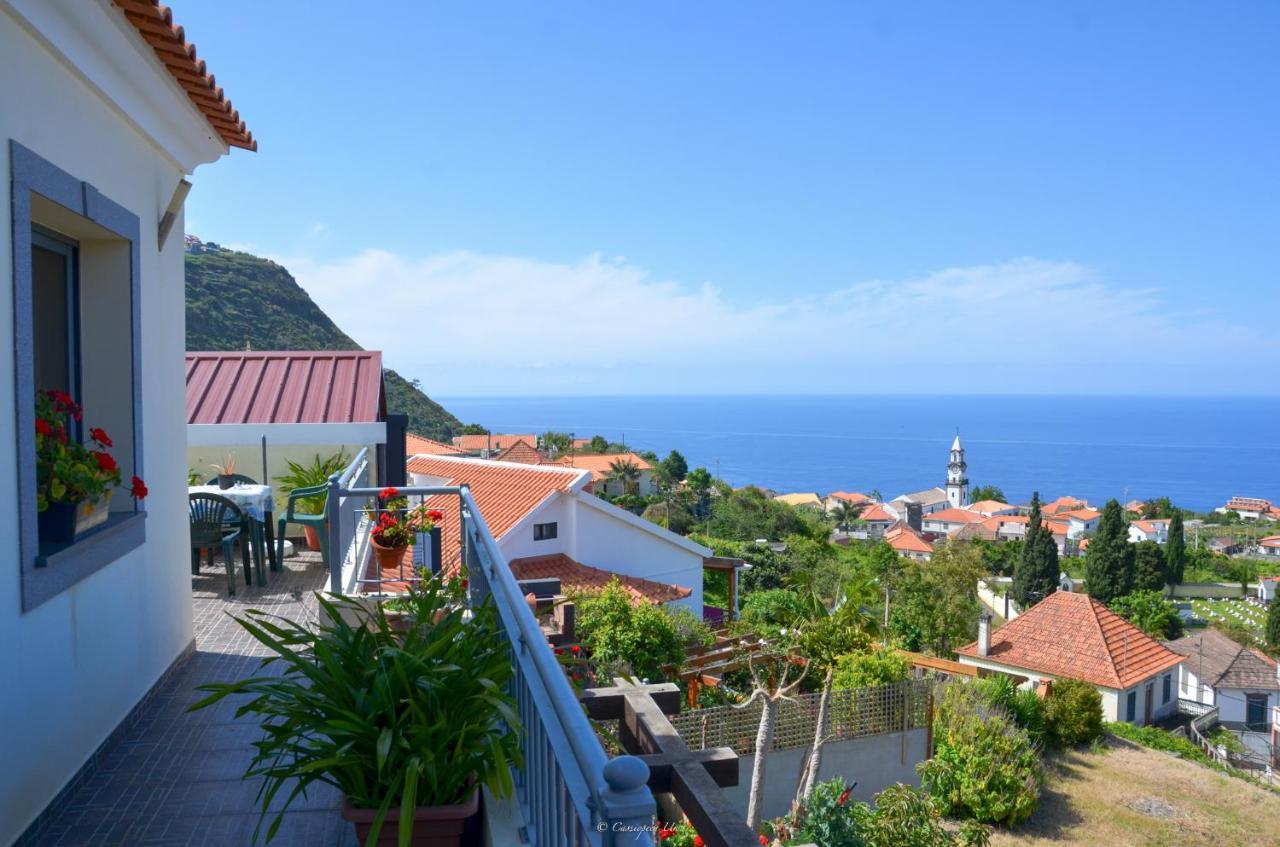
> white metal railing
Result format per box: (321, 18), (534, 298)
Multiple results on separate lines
(322, 455), (657, 846)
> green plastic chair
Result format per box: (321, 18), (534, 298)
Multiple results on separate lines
(189, 493), (248, 595)
(277, 482), (330, 567)
(203, 473), (267, 582)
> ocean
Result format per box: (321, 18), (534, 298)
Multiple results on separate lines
(435, 395), (1280, 513)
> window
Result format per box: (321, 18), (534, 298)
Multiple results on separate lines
(1246, 694), (1268, 731)
(1162, 674), (1171, 704)
(533, 522), (558, 541)
(12, 141), (146, 612)
(1125, 691), (1137, 722)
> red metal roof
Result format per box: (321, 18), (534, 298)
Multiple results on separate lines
(185, 351), (385, 424)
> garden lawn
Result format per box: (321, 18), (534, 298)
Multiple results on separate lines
(990, 739), (1280, 847)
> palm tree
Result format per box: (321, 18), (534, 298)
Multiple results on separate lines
(831, 501), (863, 532)
(607, 458), (642, 497)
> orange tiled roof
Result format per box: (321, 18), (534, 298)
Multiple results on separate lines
(494, 441), (546, 465)
(559, 452), (653, 474)
(509, 554), (691, 606)
(1060, 508), (1102, 522)
(1224, 496), (1273, 512)
(452, 433), (538, 452)
(981, 514), (1028, 531)
(1124, 500), (1145, 514)
(956, 591), (1184, 689)
(113, 1), (256, 150)
(885, 524), (934, 554)
(923, 508), (986, 525)
(1130, 519), (1169, 534)
(857, 503), (897, 523)
(405, 433), (467, 456)
(828, 491), (872, 505)
(1042, 496), (1090, 515)
(967, 499), (1015, 514)
(1261, 536), (1280, 549)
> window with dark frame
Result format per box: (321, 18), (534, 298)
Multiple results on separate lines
(31, 228), (81, 433)
(533, 522), (557, 541)
(1162, 673), (1171, 704)
(1126, 691), (1137, 722)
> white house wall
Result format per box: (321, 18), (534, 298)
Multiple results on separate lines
(0, 5), (224, 839)
(1217, 688), (1278, 727)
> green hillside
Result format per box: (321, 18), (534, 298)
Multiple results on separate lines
(184, 238), (465, 441)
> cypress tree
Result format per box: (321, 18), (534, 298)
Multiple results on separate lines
(1165, 512), (1186, 589)
(1268, 597), (1280, 651)
(1132, 541), (1167, 592)
(1013, 492), (1057, 607)
(1085, 499), (1134, 604)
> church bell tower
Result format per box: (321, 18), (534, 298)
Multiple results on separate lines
(946, 433), (969, 508)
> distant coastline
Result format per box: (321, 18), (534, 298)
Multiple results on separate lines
(437, 394), (1280, 512)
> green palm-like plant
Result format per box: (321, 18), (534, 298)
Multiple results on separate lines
(607, 457), (642, 496)
(190, 581), (521, 846)
(831, 501), (863, 532)
(274, 449), (349, 514)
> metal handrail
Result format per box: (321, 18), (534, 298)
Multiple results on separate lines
(321, 457), (657, 845)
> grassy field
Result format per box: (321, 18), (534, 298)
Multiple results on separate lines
(1189, 598), (1267, 637)
(990, 739), (1280, 847)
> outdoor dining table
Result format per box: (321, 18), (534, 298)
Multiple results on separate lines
(187, 482), (278, 582)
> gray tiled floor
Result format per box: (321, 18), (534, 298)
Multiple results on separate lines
(18, 550), (359, 847)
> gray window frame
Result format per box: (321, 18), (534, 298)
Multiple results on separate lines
(533, 521), (558, 541)
(1162, 673), (1171, 704)
(1125, 690), (1137, 722)
(11, 141), (146, 612)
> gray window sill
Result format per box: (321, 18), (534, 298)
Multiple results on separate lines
(24, 512), (147, 610)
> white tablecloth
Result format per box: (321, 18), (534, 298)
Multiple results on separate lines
(188, 484), (274, 522)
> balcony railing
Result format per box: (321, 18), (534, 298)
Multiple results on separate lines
(321, 451), (659, 846)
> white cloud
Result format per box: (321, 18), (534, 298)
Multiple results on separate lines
(275, 249), (1279, 395)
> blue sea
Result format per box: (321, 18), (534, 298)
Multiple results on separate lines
(435, 395), (1280, 512)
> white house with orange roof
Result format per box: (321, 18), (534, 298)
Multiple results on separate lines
(825, 491), (872, 513)
(854, 502), (898, 538)
(956, 592), (1184, 724)
(1257, 536), (1280, 560)
(401, 455), (709, 613)
(885, 523), (934, 560)
(921, 507), (986, 537)
(1041, 495), (1091, 516)
(0, 1), (253, 839)
(1061, 507), (1102, 539)
(966, 499), (1021, 517)
(1216, 496), (1278, 522)
(452, 432), (538, 458)
(556, 451), (658, 497)
(1128, 518), (1171, 545)
(405, 432), (467, 457)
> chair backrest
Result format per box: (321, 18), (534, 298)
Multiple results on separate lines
(189, 493), (243, 545)
(283, 482), (330, 519)
(204, 473), (258, 486)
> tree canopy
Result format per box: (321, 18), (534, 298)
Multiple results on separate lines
(1110, 590), (1183, 640)
(1012, 492), (1057, 607)
(888, 541), (983, 655)
(1083, 499), (1134, 605)
(969, 484), (1006, 503)
(1131, 540), (1167, 592)
(1165, 512), (1186, 588)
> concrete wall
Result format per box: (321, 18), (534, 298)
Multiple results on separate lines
(720, 730), (929, 821)
(0, 3), (228, 840)
(188, 441), (380, 513)
(1218, 688), (1279, 728)
(1171, 582), (1246, 599)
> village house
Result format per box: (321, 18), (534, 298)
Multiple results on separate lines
(1041, 495), (1092, 516)
(1256, 535), (1280, 559)
(956, 591), (1184, 725)
(493, 439), (548, 465)
(1165, 629), (1280, 732)
(1060, 507), (1102, 540)
(405, 432), (467, 457)
(1124, 499), (1146, 515)
(1128, 518), (1171, 544)
(966, 499), (1021, 516)
(824, 490), (872, 513)
(889, 487), (949, 517)
(1216, 496), (1280, 522)
(854, 502), (898, 538)
(451, 432), (538, 457)
(921, 507), (986, 537)
(557, 451), (658, 497)
(773, 491), (825, 510)
(885, 522), (934, 560)
(0, 1), (253, 838)
(1258, 576), (1279, 603)
(1206, 535), (1241, 556)
(400, 455), (708, 614)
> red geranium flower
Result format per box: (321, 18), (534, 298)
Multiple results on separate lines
(427, 509), (444, 522)
(93, 451), (117, 473)
(461, 578), (468, 589)
(837, 788), (851, 806)
(379, 486), (399, 501)
(658, 829), (674, 841)
(694, 837), (705, 847)
(554, 648), (565, 655)
(130, 476), (148, 499)
(759, 836), (769, 846)
(35, 419), (52, 437)
(570, 645), (581, 655)
(89, 427), (112, 447)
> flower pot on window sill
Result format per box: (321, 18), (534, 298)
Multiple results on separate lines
(38, 496), (111, 543)
(341, 787), (478, 847)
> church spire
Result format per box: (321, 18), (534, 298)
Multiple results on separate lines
(946, 432), (969, 508)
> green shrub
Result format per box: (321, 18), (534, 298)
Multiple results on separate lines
(918, 684), (1043, 826)
(971, 675), (1046, 749)
(575, 578), (691, 682)
(769, 779), (990, 847)
(832, 648), (911, 691)
(1043, 678), (1103, 748)
(1109, 590), (1183, 639)
(740, 588), (808, 630)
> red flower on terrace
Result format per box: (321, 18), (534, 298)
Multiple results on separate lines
(427, 509), (444, 522)
(93, 451), (117, 473)
(89, 427), (112, 447)
(837, 788), (851, 806)
(657, 829), (674, 841)
(379, 486), (399, 501)
(554, 648), (565, 655)
(759, 836), (769, 846)
(35, 419), (52, 437)
(694, 837), (705, 847)
(570, 645), (581, 655)
(130, 476), (148, 499)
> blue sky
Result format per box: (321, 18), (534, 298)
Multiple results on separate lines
(179, 2), (1280, 395)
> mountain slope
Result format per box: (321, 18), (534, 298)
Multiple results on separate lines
(184, 239), (464, 441)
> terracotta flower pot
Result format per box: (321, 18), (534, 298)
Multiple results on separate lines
(371, 538), (409, 571)
(303, 525), (321, 551)
(341, 787), (479, 847)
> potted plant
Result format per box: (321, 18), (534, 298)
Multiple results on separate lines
(35, 389), (147, 542)
(210, 453), (238, 489)
(190, 577), (521, 847)
(275, 450), (349, 550)
(370, 487), (415, 570)
(406, 502), (445, 574)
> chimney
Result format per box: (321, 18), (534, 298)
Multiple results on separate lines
(978, 612), (992, 657)
(906, 502), (923, 532)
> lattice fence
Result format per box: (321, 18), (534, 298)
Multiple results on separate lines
(670, 679), (934, 755)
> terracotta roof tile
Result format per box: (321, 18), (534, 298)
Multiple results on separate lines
(885, 524), (934, 554)
(857, 503), (897, 523)
(957, 591), (1183, 688)
(558, 452), (653, 474)
(509, 553), (691, 606)
(494, 441), (547, 465)
(967, 500), (1016, 514)
(923, 508), (986, 525)
(1042, 496), (1090, 515)
(405, 433), (467, 456)
(828, 491), (872, 505)
(113, 1), (256, 150)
